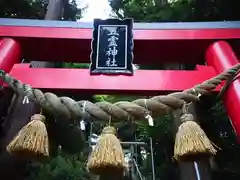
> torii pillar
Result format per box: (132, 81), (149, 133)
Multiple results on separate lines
(206, 41), (240, 140)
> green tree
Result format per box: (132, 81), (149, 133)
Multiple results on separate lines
(0, 0), (48, 19)
(26, 151), (91, 180)
(109, 0), (240, 22)
(0, 0), (84, 20)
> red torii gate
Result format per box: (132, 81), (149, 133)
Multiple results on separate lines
(0, 18), (240, 139)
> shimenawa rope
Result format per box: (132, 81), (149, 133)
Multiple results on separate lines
(0, 63), (239, 122)
(1, 64), (240, 163)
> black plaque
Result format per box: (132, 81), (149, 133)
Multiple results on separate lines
(90, 18), (134, 75)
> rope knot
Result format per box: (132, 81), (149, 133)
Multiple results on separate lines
(102, 126), (117, 135)
(180, 113), (194, 123)
(31, 114), (46, 123)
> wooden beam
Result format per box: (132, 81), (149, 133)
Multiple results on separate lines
(8, 64), (219, 95)
(206, 41), (240, 140)
(1, 21), (240, 40)
(0, 19), (240, 64)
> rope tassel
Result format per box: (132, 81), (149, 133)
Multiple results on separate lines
(87, 126), (125, 175)
(7, 113), (49, 159)
(174, 113), (217, 161)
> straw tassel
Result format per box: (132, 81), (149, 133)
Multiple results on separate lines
(174, 113), (217, 161)
(87, 125), (125, 175)
(7, 113), (49, 159)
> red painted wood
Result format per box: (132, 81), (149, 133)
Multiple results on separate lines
(9, 64), (218, 95)
(0, 26), (240, 63)
(0, 38), (21, 73)
(1, 26), (240, 40)
(206, 41), (240, 140)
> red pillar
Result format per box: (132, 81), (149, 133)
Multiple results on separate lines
(206, 41), (240, 140)
(0, 38), (21, 73)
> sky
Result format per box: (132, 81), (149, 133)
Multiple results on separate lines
(76, 0), (112, 22)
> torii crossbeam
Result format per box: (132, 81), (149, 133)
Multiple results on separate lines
(0, 18), (240, 138)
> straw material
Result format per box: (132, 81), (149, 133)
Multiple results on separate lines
(87, 126), (125, 175)
(6, 114), (49, 159)
(174, 113), (217, 161)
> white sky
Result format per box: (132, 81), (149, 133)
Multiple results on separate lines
(75, 0), (174, 22)
(76, 0), (112, 22)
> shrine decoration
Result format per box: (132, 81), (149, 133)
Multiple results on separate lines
(1, 19), (240, 180)
(87, 125), (125, 175)
(174, 103), (217, 161)
(0, 62), (239, 162)
(90, 18), (134, 75)
(7, 112), (49, 159)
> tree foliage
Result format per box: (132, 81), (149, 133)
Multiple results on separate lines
(26, 151), (91, 180)
(0, 0), (83, 20)
(109, 0), (240, 22)
(0, 0), (48, 19)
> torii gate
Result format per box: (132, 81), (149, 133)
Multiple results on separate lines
(0, 18), (240, 180)
(0, 19), (240, 132)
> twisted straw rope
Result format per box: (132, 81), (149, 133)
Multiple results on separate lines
(0, 64), (240, 122)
